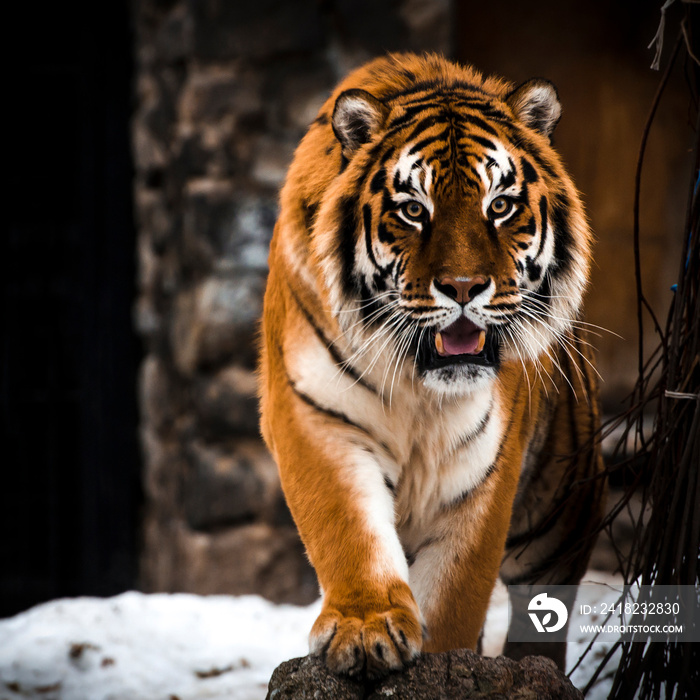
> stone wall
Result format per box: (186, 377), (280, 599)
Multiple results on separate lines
(132, 0), (453, 602)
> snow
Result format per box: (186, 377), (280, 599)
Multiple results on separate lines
(0, 572), (624, 700)
(0, 594), (321, 700)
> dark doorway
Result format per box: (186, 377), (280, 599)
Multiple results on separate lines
(2, 4), (141, 616)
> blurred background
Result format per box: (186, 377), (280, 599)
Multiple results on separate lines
(2, 0), (696, 618)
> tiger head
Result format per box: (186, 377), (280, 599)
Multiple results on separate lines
(284, 54), (592, 396)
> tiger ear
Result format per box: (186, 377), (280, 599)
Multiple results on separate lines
(506, 79), (562, 140)
(332, 89), (388, 156)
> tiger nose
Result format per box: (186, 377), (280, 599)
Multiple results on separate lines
(434, 276), (490, 303)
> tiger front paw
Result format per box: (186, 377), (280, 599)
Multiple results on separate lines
(309, 584), (424, 679)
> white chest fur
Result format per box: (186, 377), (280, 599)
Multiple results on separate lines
(285, 326), (503, 540)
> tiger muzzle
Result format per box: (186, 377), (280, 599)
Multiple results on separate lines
(418, 316), (500, 372)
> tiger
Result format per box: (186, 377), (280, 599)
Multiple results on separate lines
(259, 52), (605, 678)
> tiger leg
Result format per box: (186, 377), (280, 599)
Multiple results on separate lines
(408, 460), (522, 653)
(500, 342), (606, 669)
(264, 390), (422, 678)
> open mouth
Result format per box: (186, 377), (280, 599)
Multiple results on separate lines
(417, 316), (500, 371)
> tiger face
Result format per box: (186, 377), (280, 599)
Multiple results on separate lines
(311, 57), (591, 396)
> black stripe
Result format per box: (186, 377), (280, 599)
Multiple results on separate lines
(338, 195), (360, 296)
(289, 381), (399, 465)
(454, 113), (499, 136)
(536, 195), (549, 259)
(525, 257), (542, 282)
(502, 483), (600, 585)
(487, 301), (519, 311)
(383, 80), (492, 103)
(404, 115), (442, 144)
(362, 204), (382, 271)
(370, 168), (386, 194)
(372, 272), (388, 292)
(289, 379), (376, 439)
(515, 216), (537, 236)
(453, 99), (511, 122)
(287, 284), (385, 401)
(470, 135), (496, 151)
(302, 200), (319, 231)
(505, 401), (589, 552)
(445, 405), (492, 460)
(394, 65), (417, 83)
(440, 393), (507, 511)
(491, 290), (518, 301)
(550, 194), (574, 274)
(403, 300), (443, 312)
(456, 173), (482, 192)
(420, 213), (433, 246)
(504, 459), (580, 551)
(521, 156), (539, 183)
(387, 102), (440, 125)
(384, 111), (418, 134)
(357, 279), (388, 326)
(392, 167), (414, 194)
(498, 166), (516, 190)
(376, 221), (395, 245)
(385, 87), (443, 104)
(445, 463), (498, 510)
(406, 535), (442, 566)
(407, 133), (444, 157)
(276, 335), (387, 449)
(485, 219), (498, 243)
(427, 142), (450, 159)
(516, 133), (559, 179)
(538, 272), (552, 301)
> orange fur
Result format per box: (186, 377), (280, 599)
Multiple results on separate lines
(259, 53), (604, 677)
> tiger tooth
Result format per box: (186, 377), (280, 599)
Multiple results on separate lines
(435, 331), (445, 355)
(476, 330), (486, 353)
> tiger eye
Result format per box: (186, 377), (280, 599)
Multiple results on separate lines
(402, 201), (426, 221)
(489, 196), (513, 217)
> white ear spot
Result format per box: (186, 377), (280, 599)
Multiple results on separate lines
(332, 89), (388, 156)
(506, 79), (562, 139)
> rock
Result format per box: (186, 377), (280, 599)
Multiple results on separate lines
(398, 0), (452, 53)
(135, 188), (174, 251)
(267, 656), (365, 700)
(171, 272), (265, 374)
(190, 0), (324, 61)
(271, 59), (335, 131)
(139, 355), (180, 434)
(152, 2), (191, 63)
(250, 136), (297, 188)
(139, 428), (187, 511)
(183, 438), (281, 529)
(181, 181), (276, 269)
(193, 364), (260, 437)
(180, 66), (255, 125)
(266, 650), (583, 699)
(173, 522), (319, 604)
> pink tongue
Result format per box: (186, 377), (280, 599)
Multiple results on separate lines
(441, 317), (482, 356)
